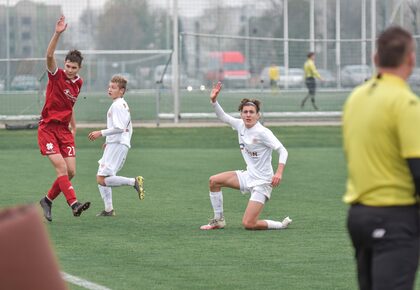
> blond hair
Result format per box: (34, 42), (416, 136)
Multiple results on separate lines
(111, 75), (127, 93)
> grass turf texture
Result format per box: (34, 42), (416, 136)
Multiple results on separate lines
(1, 126), (418, 289)
(0, 89), (350, 122)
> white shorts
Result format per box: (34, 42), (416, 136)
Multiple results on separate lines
(235, 170), (272, 204)
(97, 143), (129, 176)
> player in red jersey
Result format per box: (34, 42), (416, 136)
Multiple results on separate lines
(38, 15), (90, 221)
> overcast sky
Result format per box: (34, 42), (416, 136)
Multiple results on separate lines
(0, 0), (250, 22)
(0, 0), (216, 21)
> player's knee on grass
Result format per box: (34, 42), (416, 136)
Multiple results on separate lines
(242, 217), (258, 230)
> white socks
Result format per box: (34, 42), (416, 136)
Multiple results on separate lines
(104, 176), (135, 187)
(209, 191), (224, 219)
(98, 185), (113, 212)
(264, 219), (286, 229)
(99, 176), (135, 211)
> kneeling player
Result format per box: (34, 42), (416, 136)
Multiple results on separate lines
(201, 82), (292, 230)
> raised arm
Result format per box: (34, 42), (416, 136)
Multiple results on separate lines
(210, 81), (222, 103)
(210, 82), (242, 128)
(46, 15), (67, 73)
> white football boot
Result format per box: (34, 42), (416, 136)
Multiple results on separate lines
(281, 216), (293, 228)
(200, 217), (226, 230)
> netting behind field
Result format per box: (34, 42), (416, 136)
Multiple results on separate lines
(2, 0), (420, 124)
(0, 50), (172, 124)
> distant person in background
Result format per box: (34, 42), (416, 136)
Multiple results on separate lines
(301, 52), (323, 110)
(88, 75), (145, 217)
(268, 64), (280, 91)
(39, 15), (90, 222)
(200, 81), (291, 231)
(343, 26), (420, 290)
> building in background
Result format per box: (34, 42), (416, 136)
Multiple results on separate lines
(0, 0), (61, 58)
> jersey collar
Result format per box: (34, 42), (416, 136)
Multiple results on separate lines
(380, 72), (409, 88)
(70, 75), (80, 83)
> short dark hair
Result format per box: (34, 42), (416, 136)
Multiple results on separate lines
(307, 52), (314, 58)
(65, 50), (83, 67)
(376, 26), (413, 68)
(238, 98), (261, 113)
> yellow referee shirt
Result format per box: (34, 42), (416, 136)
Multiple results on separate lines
(343, 73), (420, 206)
(268, 66), (279, 81)
(304, 59), (321, 79)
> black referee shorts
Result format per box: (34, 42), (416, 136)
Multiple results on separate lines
(305, 77), (316, 95)
(347, 204), (420, 290)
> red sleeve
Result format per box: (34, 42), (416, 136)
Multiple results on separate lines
(47, 67), (61, 81)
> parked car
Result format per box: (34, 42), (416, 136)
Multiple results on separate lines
(278, 68), (304, 88)
(340, 65), (372, 88)
(154, 65), (201, 89)
(318, 69), (337, 88)
(259, 66), (284, 88)
(11, 74), (40, 91)
(408, 68), (420, 88)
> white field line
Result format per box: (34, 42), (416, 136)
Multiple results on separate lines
(61, 272), (111, 290)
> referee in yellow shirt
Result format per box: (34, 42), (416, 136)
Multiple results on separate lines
(301, 52), (322, 110)
(268, 64), (279, 91)
(343, 26), (420, 290)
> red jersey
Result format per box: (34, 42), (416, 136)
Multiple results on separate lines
(41, 68), (83, 125)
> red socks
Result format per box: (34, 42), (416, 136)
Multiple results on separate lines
(46, 179), (61, 201)
(47, 175), (77, 206)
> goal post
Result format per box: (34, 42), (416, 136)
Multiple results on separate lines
(0, 49), (174, 126)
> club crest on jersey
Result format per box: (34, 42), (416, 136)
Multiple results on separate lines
(239, 143), (258, 157)
(63, 89), (77, 103)
(246, 148), (258, 157)
(46, 142), (56, 154)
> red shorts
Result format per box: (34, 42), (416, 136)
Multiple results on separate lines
(38, 122), (76, 157)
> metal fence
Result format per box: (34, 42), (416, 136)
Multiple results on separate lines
(0, 0), (419, 124)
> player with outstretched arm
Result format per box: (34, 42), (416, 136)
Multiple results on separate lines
(88, 75), (145, 217)
(39, 15), (90, 221)
(200, 82), (292, 230)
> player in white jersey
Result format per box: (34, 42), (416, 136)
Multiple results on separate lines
(200, 82), (292, 230)
(88, 75), (144, 216)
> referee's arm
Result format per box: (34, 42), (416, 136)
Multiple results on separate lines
(407, 158), (420, 195)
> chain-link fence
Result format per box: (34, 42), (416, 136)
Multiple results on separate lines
(0, 0), (419, 124)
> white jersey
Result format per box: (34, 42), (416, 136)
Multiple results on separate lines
(212, 101), (288, 187)
(102, 97), (133, 148)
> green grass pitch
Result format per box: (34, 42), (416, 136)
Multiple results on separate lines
(0, 89), (350, 122)
(1, 126), (419, 289)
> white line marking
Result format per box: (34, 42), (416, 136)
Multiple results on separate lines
(61, 272), (112, 290)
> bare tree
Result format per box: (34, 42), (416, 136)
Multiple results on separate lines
(95, 0), (167, 50)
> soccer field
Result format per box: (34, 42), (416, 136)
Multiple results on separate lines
(0, 89), (350, 122)
(1, 126), (419, 290)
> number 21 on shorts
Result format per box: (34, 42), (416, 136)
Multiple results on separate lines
(67, 146), (75, 156)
